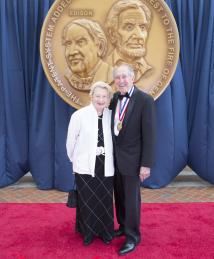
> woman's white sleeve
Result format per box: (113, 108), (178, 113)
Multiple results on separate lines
(66, 113), (80, 162)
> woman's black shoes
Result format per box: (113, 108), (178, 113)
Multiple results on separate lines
(83, 234), (112, 245)
(83, 235), (94, 246)
(101, 236), (112, 244)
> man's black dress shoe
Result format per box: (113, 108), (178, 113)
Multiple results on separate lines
(114, 229), (124, 237)
(118, 241), (136, 255)
(83, 235), (94, 246)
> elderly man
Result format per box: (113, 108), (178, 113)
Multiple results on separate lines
(62, 19), (113, 91)
(106, 0), (152, 82)
(110, 64), (156, 255)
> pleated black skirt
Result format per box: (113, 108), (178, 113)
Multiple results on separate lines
(75, 155), (114, 240)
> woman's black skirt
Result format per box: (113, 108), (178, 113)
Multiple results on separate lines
(75, 155), (114, 240)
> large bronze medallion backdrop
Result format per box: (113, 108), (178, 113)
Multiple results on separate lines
(40, 0), (179, 109)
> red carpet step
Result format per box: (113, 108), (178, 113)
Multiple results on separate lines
(1, 203), (214, 259)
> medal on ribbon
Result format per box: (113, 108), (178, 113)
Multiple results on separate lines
(117, 97), (130, 132)
(117, 121), (123, 131)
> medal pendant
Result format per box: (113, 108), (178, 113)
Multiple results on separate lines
(117, 122), (122, 131)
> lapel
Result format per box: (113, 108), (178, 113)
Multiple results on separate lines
(118, 86), (138, 139)
(111, 92), (120, 133)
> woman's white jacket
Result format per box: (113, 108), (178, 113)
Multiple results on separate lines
(66, 104), (114, 177)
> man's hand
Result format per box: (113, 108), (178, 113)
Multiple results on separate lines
(139, 167), (151, 182)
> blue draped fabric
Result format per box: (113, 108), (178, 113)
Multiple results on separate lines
(144, 62), (188, 188)
(0, 0), (213, 190)
(0, 0), (75, 191)
(171, 0), (214, 183)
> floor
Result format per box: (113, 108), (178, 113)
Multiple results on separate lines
(0, 170), (213, 203)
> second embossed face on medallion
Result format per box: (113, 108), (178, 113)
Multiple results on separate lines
(105, 0), (153, 82)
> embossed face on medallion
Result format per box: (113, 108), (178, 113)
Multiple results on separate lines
(62, 19), (112, 92)
(63, 23), (99, 77)
(105, 0), (153, 82)
(117, 8), (149, 59)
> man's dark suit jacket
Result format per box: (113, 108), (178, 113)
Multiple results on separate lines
(110, 86), (156, 176)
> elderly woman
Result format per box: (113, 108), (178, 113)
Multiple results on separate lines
(66, 82), (114, 246)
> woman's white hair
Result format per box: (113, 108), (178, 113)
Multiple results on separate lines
(90, 81), (113, 99)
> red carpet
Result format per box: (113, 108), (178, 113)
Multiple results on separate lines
(1, 203), (214, 259)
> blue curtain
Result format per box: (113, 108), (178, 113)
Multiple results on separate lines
(171, 0), (214, 183)
(0, 0), (75, 191)
(0, 0), (213, 190)
(144, 0), (189, 187)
